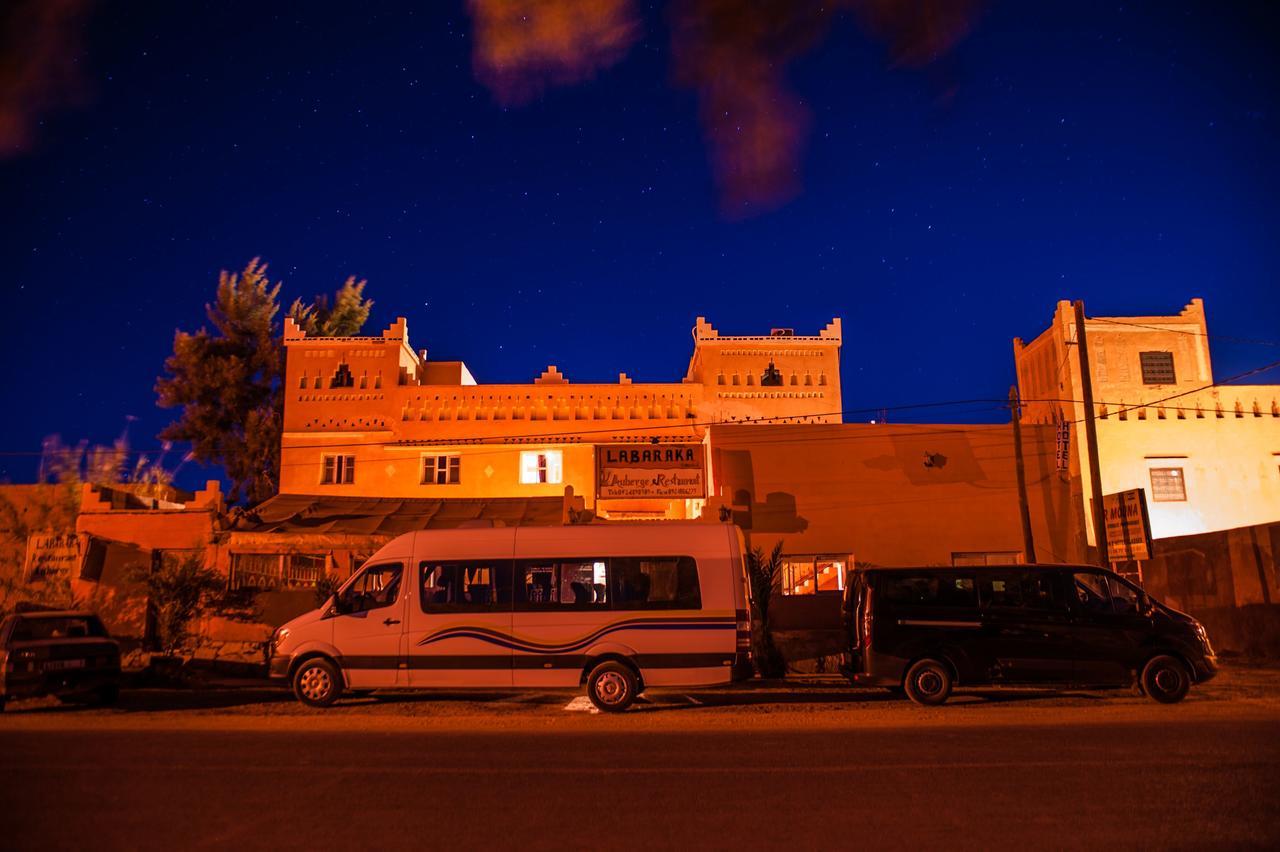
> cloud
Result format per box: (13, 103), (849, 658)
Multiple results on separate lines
(467, 0), (641, 106)
(0, 0), (96, 158)
(467, 0), (985, 216)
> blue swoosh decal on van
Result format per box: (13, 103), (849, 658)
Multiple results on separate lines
(417, 616), (735, 655)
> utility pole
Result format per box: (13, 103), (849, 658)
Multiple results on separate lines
(1009, 385), (1037, 564)
(1074, 299), (1109, 567)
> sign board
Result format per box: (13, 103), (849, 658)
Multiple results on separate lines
(596, 444), (706, 500)
(1102, 489), (1152, 562)
(24, 533), (80, 581)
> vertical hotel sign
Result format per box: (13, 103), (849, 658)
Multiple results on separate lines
(596, 444), (706, 500)
(1102, 489), (1152, 562)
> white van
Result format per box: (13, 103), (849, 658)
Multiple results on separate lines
(268, 522), (753, 711)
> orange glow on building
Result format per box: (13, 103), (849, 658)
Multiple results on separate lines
(279, 315), (842, 521)
(1016, 299), (1280, 545)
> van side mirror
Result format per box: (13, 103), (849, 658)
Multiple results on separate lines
(1137, 592), (1154, 615)
(326, 594), (348, 617)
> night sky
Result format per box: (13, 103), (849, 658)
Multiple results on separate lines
(4, 1), (1278, 489)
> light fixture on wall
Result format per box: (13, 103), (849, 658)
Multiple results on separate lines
(923, 451), (947, 469)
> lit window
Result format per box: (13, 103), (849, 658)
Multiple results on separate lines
(1139, 351), (1176, 385)
(520, 451), (562, 484)
(1149, 467), (1187, 502)
(781, 555), (847, 595)
(423, 454), (461, 485)
(321, 455), (355, 484)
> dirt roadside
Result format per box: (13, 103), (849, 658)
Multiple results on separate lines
(3, 661), (1277, 735)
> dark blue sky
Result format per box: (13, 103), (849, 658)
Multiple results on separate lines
(4, 0), (1278, 487)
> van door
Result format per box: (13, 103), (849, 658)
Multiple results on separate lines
(406, 557), (514, 688)
(331, 561), (407, 689)
(510, 556), (613, 688)
(1068, 570), (1150, 685)
(974, 571), (1075, 683)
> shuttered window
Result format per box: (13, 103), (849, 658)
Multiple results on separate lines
(1139, 351), (1176, 385)
(1149, 467), (1187, 502)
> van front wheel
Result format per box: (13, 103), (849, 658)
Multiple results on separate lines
(587, 661), (638, 713)
(293, 658), (343, 708)
(904, 659), (952, 706)
(1141, 655), (1191, 704)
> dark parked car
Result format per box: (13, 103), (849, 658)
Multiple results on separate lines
(0, 610), (121, 711)
(840, 564), (1217, 705)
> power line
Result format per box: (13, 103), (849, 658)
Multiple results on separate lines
(1088, 316), (1280, 348)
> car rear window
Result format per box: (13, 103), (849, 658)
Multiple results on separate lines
(11, 616), (108, 641)
(880, 574), (977, 608)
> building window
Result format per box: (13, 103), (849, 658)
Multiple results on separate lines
(230, 553), (327, 591)
(781, 555), (847, 595)
(321, 455), (355, 484)
(951, 552), (1022, 566)
(423, 454), (461, 485)
(1149, 467), (1187, 502)
(520, 450), (562, 484)
(1139, 351), (1176, 385)
(331, 362), (355, 388)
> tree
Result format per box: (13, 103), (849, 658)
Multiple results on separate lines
(745, 541), (786, 678)
(288, 276), (371, 337)
(155, 259), (373, 504)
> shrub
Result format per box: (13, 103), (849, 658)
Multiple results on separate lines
(746, 542), (786, 679)
(129, 554), (226, 657)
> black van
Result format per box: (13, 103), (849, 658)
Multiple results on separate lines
(840, 564), (1217, 705)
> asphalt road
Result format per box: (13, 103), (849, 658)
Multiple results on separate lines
(3, 714), (1278, 850)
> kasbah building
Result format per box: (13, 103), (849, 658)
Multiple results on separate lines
(16, 298), (1280, 664)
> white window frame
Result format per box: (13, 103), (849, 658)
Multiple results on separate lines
(321, 454), (355, 485)
(422, 454), (461, 485)
(520, 450), (563, 484)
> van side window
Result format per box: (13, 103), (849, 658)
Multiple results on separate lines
(1072, 571), (1140, 615)
(420, 560), (513, 611)
(341, 562), (403, 613)
(514, 559), (609, 609)
(881, 574), (976, 608)
(611, 556), (701, 610)
(1072, 572), (1114, 614)
(979, 573), (1061, 611)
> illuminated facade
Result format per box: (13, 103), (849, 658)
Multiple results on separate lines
(1015, 298), (1280, 545)
(279, 315), (842, 520)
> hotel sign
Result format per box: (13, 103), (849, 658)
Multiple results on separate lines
(596, 444), (706, 500)
(24, 533), (80, 581)
(1102, 488), (1152, 562)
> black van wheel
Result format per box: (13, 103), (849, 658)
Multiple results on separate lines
(293, 658), (344, 708)
(903, 659), (953, 706)
(587, 661), (638, 713)
(1141, 655), (1191, 704)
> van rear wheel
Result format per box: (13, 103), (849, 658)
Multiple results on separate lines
(587, 661), (638, 713)
(293, 658), (343, 708)
(903, 659), (952, 706)
(1141, 655), (1191, 704)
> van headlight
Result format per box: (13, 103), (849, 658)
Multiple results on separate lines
(271, 627), (291, 653)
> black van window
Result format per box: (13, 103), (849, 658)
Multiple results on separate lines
(514, 559), (609, 609)
(610, 556), (701, 610)
(1106, 575), (1143, 615)
(1072, 571), (1142, 616)
(881, 574), (976, 608)
(980, 573), (1061, 611)
(1072, 572), (1113, 614)
(420, 560), (513, 611)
